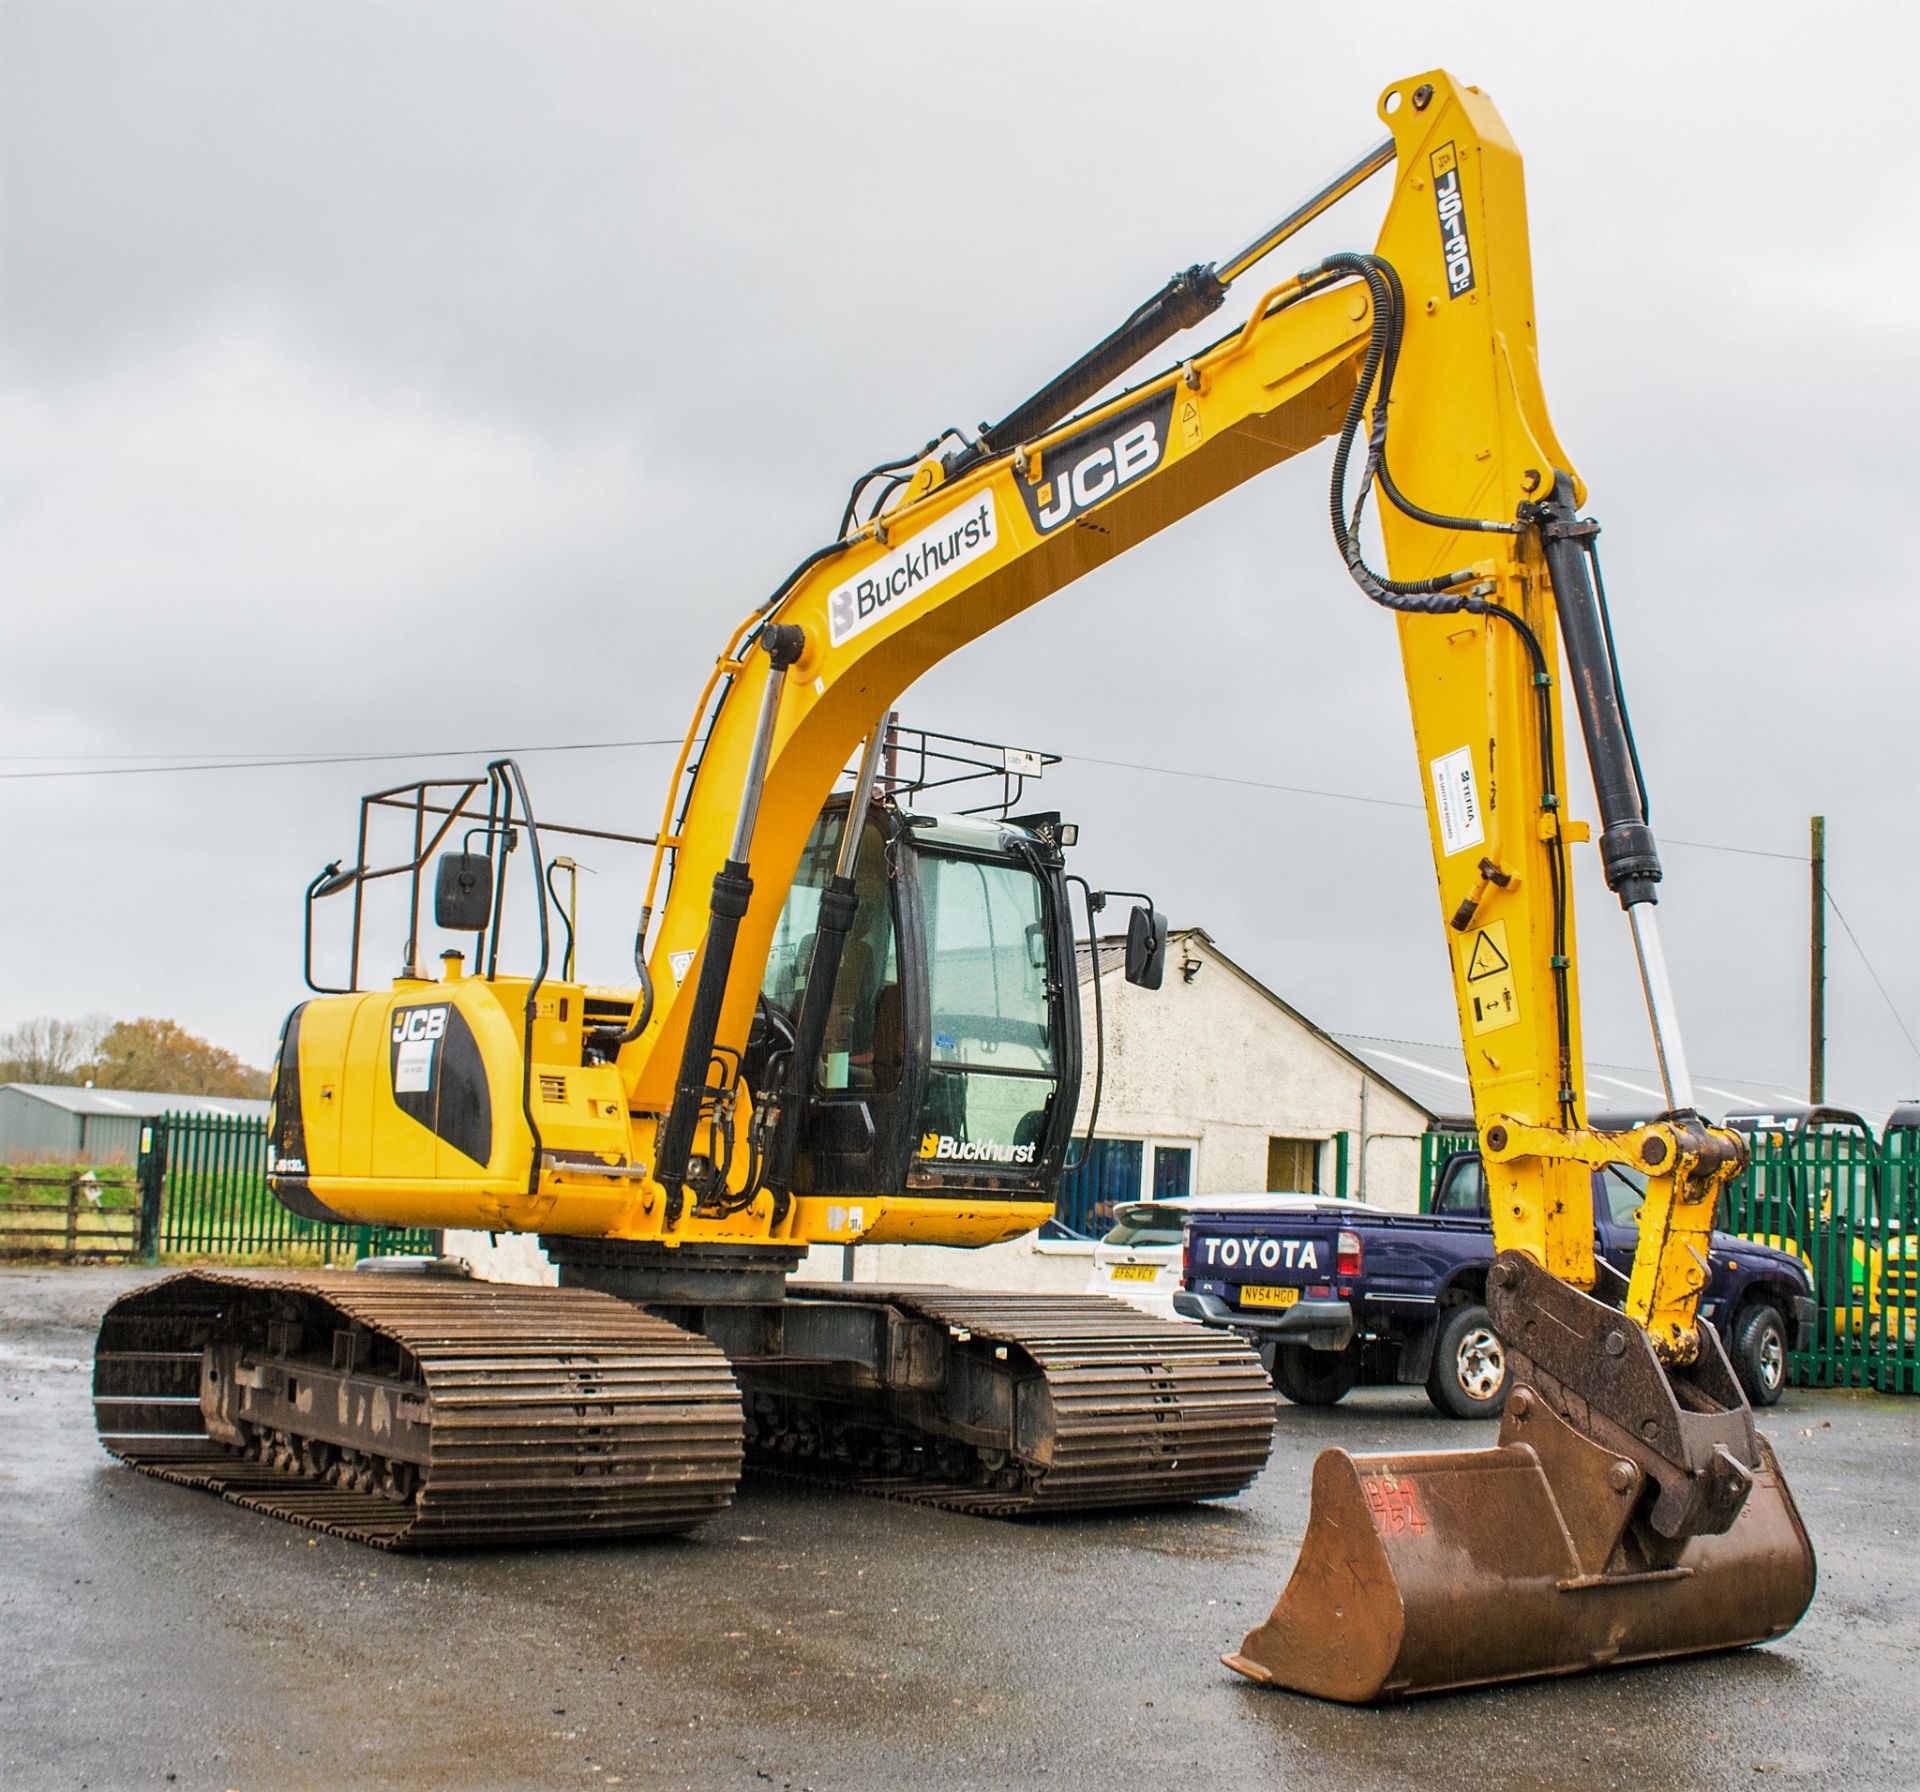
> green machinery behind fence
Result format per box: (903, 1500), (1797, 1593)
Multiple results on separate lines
(1724, 1124), (1918, 1394)
(136, 1112), (433, 1262)
(1417, 1123), (1920, 1393)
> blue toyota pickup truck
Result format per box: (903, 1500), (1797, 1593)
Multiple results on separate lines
(1173, 1151), (1817, 1418)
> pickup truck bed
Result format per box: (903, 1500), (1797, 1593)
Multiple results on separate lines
(1174, 1158), (1816, 1417)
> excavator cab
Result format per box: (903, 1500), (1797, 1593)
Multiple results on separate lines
(755, 795), (1083, 1205)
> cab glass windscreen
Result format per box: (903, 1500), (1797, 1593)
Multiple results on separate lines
(761, 809), (838, 1017)
(916, 851), (1056, 1166)
(762, 812), (903, 1093)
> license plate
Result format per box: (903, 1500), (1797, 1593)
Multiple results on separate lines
(1240, 1284), (1301, 1309)
(1110, 1264), (1159, 1283)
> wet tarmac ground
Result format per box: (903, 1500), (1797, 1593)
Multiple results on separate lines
(4, 1267), (1917, 1792)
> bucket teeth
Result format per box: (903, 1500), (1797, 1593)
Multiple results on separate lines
(1226, 1389), (1816, 1702)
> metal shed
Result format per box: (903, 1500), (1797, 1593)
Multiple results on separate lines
(0, 1084), (268, 1165)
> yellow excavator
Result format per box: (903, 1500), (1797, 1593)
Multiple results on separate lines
(94, 69), (1815, 1699)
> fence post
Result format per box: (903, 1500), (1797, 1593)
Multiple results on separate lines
(66, 1173), (81, 1259)
(136, 1123), (167, 1263)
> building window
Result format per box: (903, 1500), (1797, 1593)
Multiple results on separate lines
(1050, 1136), (1196, 1239)
(1266, 1135), (1321, 1194)
(1152, 1143), (1192, 1200)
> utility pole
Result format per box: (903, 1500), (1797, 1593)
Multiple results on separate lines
(1809, 815), (1826, 1105)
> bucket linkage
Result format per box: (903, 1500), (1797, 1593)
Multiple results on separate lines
(1226, 1252), (1817, 1702)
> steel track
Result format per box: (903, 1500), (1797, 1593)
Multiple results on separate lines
(93, 1271), (744, 1549)
(740, 1285), (1276, 1514)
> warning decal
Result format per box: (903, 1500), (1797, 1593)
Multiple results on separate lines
(1465, 928), (1509, 982)
(1461, 918), (1520, 1036)
(1430, 746), (1485, 857)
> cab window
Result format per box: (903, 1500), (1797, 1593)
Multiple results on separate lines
(916, 850), (1057, 1161)
(760, 813), (902, 1093)
(1432, 1156), (1487, 1218)
(1598, 1163), (1647, 1228)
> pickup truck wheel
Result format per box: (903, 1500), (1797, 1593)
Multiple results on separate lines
(1426, 1304), (1508, 1420)
(1269, 1345), (1359, 1407)
(1732, 1302), (1788, 1407)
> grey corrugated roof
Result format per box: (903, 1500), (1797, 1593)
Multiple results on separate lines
(1329, 1035), (1819, 1131)
(1, 1083), (267, 1120)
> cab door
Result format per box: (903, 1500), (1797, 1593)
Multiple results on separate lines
(758, 805), (914, 1199)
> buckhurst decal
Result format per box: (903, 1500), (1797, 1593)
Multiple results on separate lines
(1019, 390), (1174, 535)
(1430, 141), (1475, 298)
(919, 1131), (1038, 1167)
(827, 494), (998, 648)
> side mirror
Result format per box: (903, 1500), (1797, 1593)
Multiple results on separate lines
(435, 852), (493, 932)
(1123, 905), (1168, 989)
(311, 860), (361, 899)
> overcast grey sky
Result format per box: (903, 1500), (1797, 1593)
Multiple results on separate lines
(3, 1), (1916, 1117)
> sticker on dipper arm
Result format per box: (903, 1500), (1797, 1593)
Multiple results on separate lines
(1430, 746), (1485, 856)
(1429, 141), (1475, 298)
(826, 494), (999, 648)
(1462, 918), (1521, 1037)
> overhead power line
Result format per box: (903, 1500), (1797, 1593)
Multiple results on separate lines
(0, 739), (681, 781)
(0, 733), (1838, 868)
(1064, 752), (1420, 813)
(1063, 751), (1808, 862)
(7, 730), (1905, 1054)
(1825, 884), (1920, 1066)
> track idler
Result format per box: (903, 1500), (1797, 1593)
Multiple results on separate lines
(1225, 1252), (1817, 1701)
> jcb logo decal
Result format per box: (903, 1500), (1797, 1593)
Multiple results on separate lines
(1017, 390), (1175, 535)
(391, 1006), (449, 1044)
(1430, 142), (1475, 298)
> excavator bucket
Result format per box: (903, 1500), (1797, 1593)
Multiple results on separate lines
(1226, 1260), (1817, 1702)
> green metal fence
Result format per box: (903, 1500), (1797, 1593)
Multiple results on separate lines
(1723, 1128), (1918, 1394)
(1415, 1122), (1920, 1392)
(137, 1112), (434, 1263)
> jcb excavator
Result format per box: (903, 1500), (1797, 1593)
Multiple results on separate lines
(95, 69), (1815, 1700)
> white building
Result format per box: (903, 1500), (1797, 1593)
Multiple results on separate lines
(452, 926), (1436, 1292)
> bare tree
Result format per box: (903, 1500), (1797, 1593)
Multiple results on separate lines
(0, 1014), (112, 1085)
